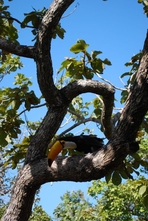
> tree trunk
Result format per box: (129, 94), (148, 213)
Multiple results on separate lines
(1, 166), (39, 221)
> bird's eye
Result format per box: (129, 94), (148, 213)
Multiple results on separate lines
(60, 140), (65, 146)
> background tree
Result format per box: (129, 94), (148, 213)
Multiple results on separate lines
(0, 0), (148, 220)
(53, 178), (148, 221)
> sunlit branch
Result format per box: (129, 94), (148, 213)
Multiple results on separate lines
(61, 79), (115, 139)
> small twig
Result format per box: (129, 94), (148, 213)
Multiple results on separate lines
(74, 122), (92, 135)
(62, 3), (79, 19)
(119, 76), (126, 87)
(60, 115), (72, 128)
(0, 3), (79, 29)
(95, 94), (104, 105)
(24, 112), (33, 136)
(16, 103), (47, 118)
(48, 116), (101, 148)
(68, 108), (85, 120)
(96, 72), (126, 91)
(59, 117), (101, 137)
(0, 15), (34, 28)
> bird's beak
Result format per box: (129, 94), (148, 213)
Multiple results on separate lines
(48, 140), (64, 167)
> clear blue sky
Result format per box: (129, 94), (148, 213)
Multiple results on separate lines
(2, 0), (148, 217)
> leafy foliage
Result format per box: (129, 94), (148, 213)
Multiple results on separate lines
(120, 52), (142, 104)
(53, 178), (148, 221)
(21, 7), (66, 40)
(0, 1), (18, 43)
(0, 202), (51, 221)
(0, 73), (40, 147)
(87, 179), (148, 220)
(58, 40), (111, 83)
(29, 205), (51, 221)
(53, 190), (95, 221)
(138, 0), (148, 17)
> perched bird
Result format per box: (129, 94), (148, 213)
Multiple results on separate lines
(48, 135), (104, 166)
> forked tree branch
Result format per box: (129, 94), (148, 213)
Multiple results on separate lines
(61, 79), (115, 138)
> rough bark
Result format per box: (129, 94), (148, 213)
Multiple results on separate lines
(0, 38), (35, 58)
(1, 0), (148, 220)
(112, 32), (148, 143)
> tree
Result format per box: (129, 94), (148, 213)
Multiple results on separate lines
(53, 179), (148, 221)
(1, 0), (148, 220)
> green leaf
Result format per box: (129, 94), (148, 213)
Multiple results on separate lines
(132, 160), (139, 169)
(91, 58), (104, 73)
(103, 58), (112, 66)
(70, 40), (89, 54)
(0, 128), (8, 147)
(144, 0), (148, 6)
(91, 50), (102, 59)
(143, 195), (148, 208)
(58, 58), (75, 73)
(119, 169), (129, 179)
(105, 172), (112, 183)
(27, 90), (40, 105)
(25, 99), (31, 111)
(139, 185), (147, 196)
(112, 171), (122, 185)
(52, 24), (66, 39)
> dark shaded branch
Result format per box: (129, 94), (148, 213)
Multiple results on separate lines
(25, 105), (68, 163)
(61, 79), (115, 138)
(0, 38), (35, 58)
(0, 15), (34, 28)
(112, 32), (148, 142)
(16, 103), (47, 118)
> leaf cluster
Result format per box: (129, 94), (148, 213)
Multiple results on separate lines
(58, 39), (111, 83)
(120, 52), (142, 104)
(53, 190), (95, 221)
(0, 73), (41, 168)
(138, 0), (148, 17)
(88, 179), (148, 220)
(0, 1), (18, 43)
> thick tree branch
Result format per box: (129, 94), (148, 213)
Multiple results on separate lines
(35, 0), (75, 105)
(61, 79), (115, 138)
(112, 32), (148, 142)
(25, 0), (76, 162)
(2, 140), (139, 221)
(0, 38), (35, 58)
(25, 106), (68, 163)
